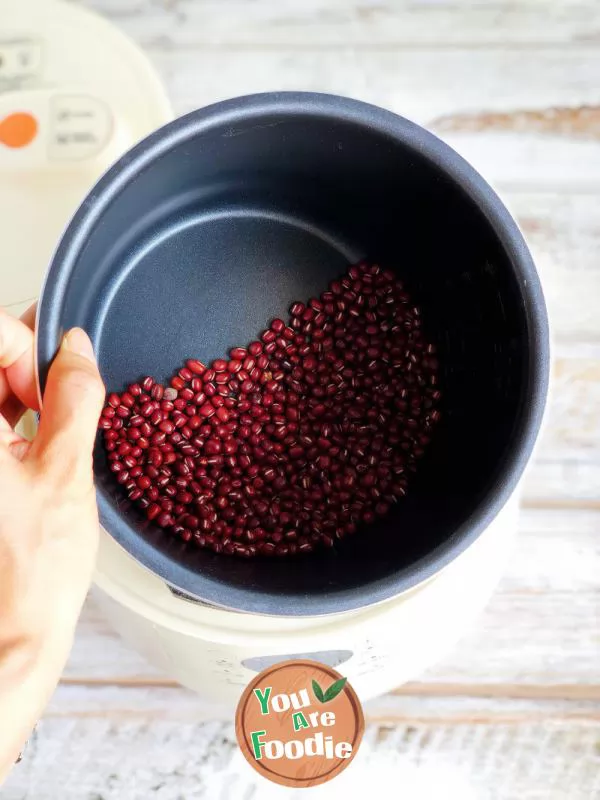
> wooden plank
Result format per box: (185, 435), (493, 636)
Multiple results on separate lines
(395, 683), (600, 701)
(524, 345), (600, 505)
(4, 693), (600, 799)
(78, 0), (600, 48)
(66, 600), (164, 683)
(508, 194), (600, 343)
(9, 5), (596, 799)
(146, 47), (600, 125)
(44, 684), (600, 723)
(63, 509), (600, 687)
(413, 509), (599, 686)
(122, 47), (600, 191)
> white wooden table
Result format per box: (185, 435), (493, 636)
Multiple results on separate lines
(5, 1), (600, 797)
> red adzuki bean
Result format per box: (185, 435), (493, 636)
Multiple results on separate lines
(101, 262), (441, 559)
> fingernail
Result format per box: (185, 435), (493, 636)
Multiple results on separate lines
(63, 328), (96, 363)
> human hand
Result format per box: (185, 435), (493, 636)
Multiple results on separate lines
(0, 306), (104, 776)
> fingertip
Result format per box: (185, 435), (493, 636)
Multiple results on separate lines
(31, 330), (105, 473)
(62, 328), (97, 364)
(51, 327), (104, 402)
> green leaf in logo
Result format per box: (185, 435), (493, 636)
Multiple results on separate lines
(312, 679), (325, 703)
(323, 677), (348, 703)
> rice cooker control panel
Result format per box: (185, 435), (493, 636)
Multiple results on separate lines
(0, 90), (114, 168)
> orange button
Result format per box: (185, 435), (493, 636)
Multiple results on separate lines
(0, 112), (38, 148)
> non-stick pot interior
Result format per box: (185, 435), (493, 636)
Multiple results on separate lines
(39, 97), (538, 614)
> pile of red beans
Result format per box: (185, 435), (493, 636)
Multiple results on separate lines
(99, 262), (441, 558)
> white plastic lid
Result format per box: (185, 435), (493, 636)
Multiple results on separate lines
(0, 0), (172, 316)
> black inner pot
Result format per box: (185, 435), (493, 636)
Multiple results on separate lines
(37, 93), (549, 616)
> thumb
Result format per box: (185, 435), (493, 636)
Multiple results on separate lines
(31, 328), (105, 480)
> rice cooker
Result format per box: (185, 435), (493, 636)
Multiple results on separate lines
(2, 0), (519, 713)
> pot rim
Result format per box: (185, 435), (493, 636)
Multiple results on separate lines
(37, 91), (550, 616)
